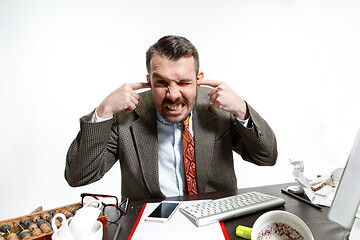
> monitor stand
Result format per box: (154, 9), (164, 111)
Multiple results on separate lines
(348, 208), (360, 240)
(349, 216), (360, 239)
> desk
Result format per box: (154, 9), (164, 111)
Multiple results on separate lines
(103, 183), (348, 239)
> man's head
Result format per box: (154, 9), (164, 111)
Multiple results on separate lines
(146, 35), (200, 76)
(146, 35), (203, 123)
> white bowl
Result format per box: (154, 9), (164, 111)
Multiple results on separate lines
(251, 210), (314, 240)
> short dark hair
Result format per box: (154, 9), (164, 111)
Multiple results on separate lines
(146, 35), (200, 75)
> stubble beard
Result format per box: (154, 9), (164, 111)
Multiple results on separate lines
(162, 91), (198, 124)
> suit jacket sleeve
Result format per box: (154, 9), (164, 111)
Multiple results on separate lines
(65, 110), (119, 187)
(231, 103), (278, 166)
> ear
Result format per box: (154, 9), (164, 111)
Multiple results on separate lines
(197, 71), (204, 81)
(146, 75), (151, 85)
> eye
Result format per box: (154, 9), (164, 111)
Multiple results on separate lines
(155, 80), (168, 87)
(178, 80), (193, 86)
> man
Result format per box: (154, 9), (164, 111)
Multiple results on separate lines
(65, 35), (277, 201)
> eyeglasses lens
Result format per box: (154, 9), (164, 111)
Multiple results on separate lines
(82, 195), (121, 222)
(104, 206), (122, 223)
(83, 196), (100, 207)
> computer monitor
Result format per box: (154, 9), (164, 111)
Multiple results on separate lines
(328, 128), (360, 239)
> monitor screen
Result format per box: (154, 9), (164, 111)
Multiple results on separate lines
(328, 128), (360, 229)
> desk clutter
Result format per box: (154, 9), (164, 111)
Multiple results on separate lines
(289, 159), (342, 207)
(0, 202), (107, 240)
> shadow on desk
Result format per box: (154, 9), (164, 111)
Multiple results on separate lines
(104, 183), (348, 240)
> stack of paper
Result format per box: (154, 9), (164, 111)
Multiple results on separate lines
(129, 200), (229, 240)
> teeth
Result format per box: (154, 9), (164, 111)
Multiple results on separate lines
(167, 104), (183, 111)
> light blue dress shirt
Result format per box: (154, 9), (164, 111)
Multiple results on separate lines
(155, 112), (194, 196)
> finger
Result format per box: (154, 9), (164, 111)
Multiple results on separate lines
(128, 82), (151, 91)
(208, 87), (220, 97)
(129, 94), (139, 106)
(212, 100), (222, 109)
(208, 92), (218, 103)
(197, 79), (222, 88)
(122, 94), (139, 111)
(124, 102), (137, 113)
(119, 87), (140, 102)
(129, 89), (141, 101)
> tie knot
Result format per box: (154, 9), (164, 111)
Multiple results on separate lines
(182, 115), (190, 127)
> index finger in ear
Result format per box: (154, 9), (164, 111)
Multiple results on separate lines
(197, 79), (221, 88)
(129, 82), (151, 90)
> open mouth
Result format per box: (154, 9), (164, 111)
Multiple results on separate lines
(162, 98), (189, 118)
(166, 104), (184, 111)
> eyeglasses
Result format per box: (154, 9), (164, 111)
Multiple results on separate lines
(80, 193), (129, 223)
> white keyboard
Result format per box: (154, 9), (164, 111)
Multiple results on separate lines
(179, 191), (285, 227)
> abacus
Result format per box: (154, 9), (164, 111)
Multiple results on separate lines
(0, 203), (107, 240)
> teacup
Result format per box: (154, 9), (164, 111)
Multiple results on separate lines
(51, 213), (74, 240)
(78, 220), (103, 240)
(251, 210), (314, 240)
(69, 199), (102, 239)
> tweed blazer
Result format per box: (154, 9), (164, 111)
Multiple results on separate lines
(65, 87), (277, 201)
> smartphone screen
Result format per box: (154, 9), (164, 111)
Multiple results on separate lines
(145, 202), (180, 222)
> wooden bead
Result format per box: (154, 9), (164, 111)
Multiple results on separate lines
(59, 209), (74, 219)
(40, 212), (50, 221)
(31, 228), (42, 236)
(21, 219), (32, 229)
(30, 215), (40, 223)
(5, 233), (19, 240)
(0, 223), (11, 233)
(48, 210), (56, 217)
(67, 206), (79, 214)
(54, 219), (61, 228)
(39, 223), (52, 233)
(36, 220), (46, 229)
(46, 216), (53, 225)
(59, 209), (70, 215)
(19, 218), (27, 224)
(28, 223), (37, 231)
(19, 229), (32, 239)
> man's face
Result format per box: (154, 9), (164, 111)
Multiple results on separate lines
(147, 54), (203, 123)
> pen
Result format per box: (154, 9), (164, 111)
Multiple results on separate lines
(281, 189), (322, 210)
(113, 223), (121, 240)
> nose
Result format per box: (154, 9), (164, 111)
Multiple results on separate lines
(167, 84), (181, 101)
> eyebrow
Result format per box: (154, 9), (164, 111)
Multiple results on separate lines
(152, 73), (194, 83)
(152, 73), (165, 80)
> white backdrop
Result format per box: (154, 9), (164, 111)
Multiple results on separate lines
(1, 0), (360, 220)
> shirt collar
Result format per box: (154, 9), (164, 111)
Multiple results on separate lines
(156, 112), (192, 126)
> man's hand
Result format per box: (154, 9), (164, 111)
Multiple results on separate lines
(197, 79), (249, 120)
(97, 82), (151, 118)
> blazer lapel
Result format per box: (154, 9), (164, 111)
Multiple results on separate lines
(193, 91), (217, 193)
(131, 91), (164, 198)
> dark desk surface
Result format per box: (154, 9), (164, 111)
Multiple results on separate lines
(104, 183), (348, 239)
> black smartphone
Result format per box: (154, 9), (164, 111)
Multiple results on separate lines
(145, 202), (180, 223)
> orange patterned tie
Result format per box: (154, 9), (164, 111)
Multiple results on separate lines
(182, 115), (198, 195)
